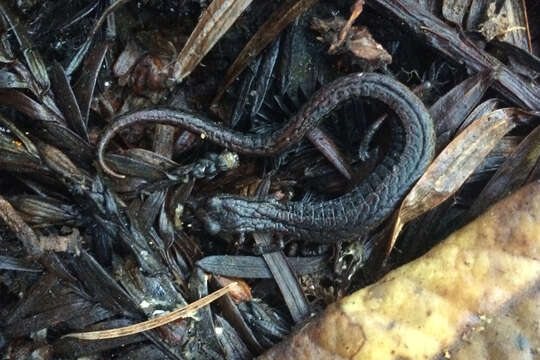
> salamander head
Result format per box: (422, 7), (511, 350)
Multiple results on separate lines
(197, 196), (252, 235)
(196, 195), (281, 235)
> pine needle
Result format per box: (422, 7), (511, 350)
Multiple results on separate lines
(63, 282), (237, 340)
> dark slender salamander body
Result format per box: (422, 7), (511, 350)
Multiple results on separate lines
(97, 73), (435, 242)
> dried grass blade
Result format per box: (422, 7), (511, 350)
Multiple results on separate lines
(521, 0), (533, 52)
(0, 150), (46, 174)
(249, 38), (281, 118)
(212, 0), (320, 106)
(173, 0), (254, 83)
(253, 178), (310, 322)
(64, 282), (237, 340)
(89, 0), (131, 39)
(388, 108), (538, 252)
(454, 98), (500, 134)
(11, 195), (80, 225)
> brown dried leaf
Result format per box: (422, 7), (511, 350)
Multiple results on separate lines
(259, 180), (540, 359)
(173, 0), (254, 83)
(311, 17), (391, 70)
(389, 108), (537, 249)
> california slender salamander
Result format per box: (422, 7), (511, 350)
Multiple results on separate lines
(97, 73), (435, 242)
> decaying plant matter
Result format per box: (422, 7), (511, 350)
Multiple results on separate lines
(0, 0), (539, 359)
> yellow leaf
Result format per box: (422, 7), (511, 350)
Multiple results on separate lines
(259, 180), (540, 359)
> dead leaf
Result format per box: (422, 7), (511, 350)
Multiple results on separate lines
(259, 180), (540, 359)
(173, 0), (254, 83)
(0, 2), (50, 91)
(311, 17), (391, 70)
(389, 108), (537, 249)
